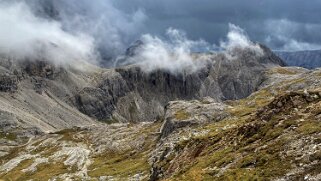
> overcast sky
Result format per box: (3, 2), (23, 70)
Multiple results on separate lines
(112, 0), (321, 51)
(1, 0), (320, 66)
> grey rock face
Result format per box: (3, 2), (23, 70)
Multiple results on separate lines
(0, 45), (285, 132)
(22, 60), (61, 79)
(0, 111), (18, 132)
(258, 44), (286, 66)
(0, 74), (18, 92)
(160, 97), (229, 138)
(0, 58), (97, 133)
(72, 46), (285, 122)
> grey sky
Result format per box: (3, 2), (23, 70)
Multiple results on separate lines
(3, 0), (320, 65)
(112, 0), (321, 50)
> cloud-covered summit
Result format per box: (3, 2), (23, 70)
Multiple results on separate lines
(0, 0), (318, 69)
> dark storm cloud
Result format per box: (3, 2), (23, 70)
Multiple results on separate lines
(112, 0), (321, 50)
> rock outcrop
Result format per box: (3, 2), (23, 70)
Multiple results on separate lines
(0, 58), (98, 134)
(0, 74), (18, 92)
(160, 97), (229, 138)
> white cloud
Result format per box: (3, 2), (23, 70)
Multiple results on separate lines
(0, 1), (97, 66)
(219, 23), (263, 56)
(264, 19), (321, 51)
(51, 0), (147, 59)
(0, 0), (147, 67)
(125, 28), (211, 74)
(282, 39), (321, 51)
(123, 24), (263, 74)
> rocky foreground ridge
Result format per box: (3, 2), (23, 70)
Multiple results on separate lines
(0, 46), (320, 180)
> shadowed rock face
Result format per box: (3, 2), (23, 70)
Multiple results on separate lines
(216, 45), (284, 100)
(71, 66), (212, 122)
(0, 75), (18, 92)
(71, 46), (285, 122)
(0, 58), (97, 133)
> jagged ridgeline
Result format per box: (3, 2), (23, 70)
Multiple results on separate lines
(0, 46), (320, 180)
(0, 45), (283, 132)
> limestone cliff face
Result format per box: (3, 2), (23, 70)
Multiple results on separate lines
(0, 58), (97, 133)
(71, 46), (285, 122)
(0, 45), (284, 133)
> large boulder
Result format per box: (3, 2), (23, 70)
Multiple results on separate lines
(160, 97), (229, 138)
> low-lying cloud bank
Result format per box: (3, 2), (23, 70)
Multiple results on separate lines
(0, 0), (145, 66)
(0, 0), (263, 74)
(122, 24), (263, 74)
(0, 1), (97, 65)
(264, 19), (321, 51)
(122, 28), (210, 74)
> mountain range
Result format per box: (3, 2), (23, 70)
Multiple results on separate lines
(275, 50), (321, 69)
(0, 46), (320, 180)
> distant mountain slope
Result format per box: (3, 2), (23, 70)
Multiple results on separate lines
(275, 50), (321, 69)
(0, 44), (284, 135)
